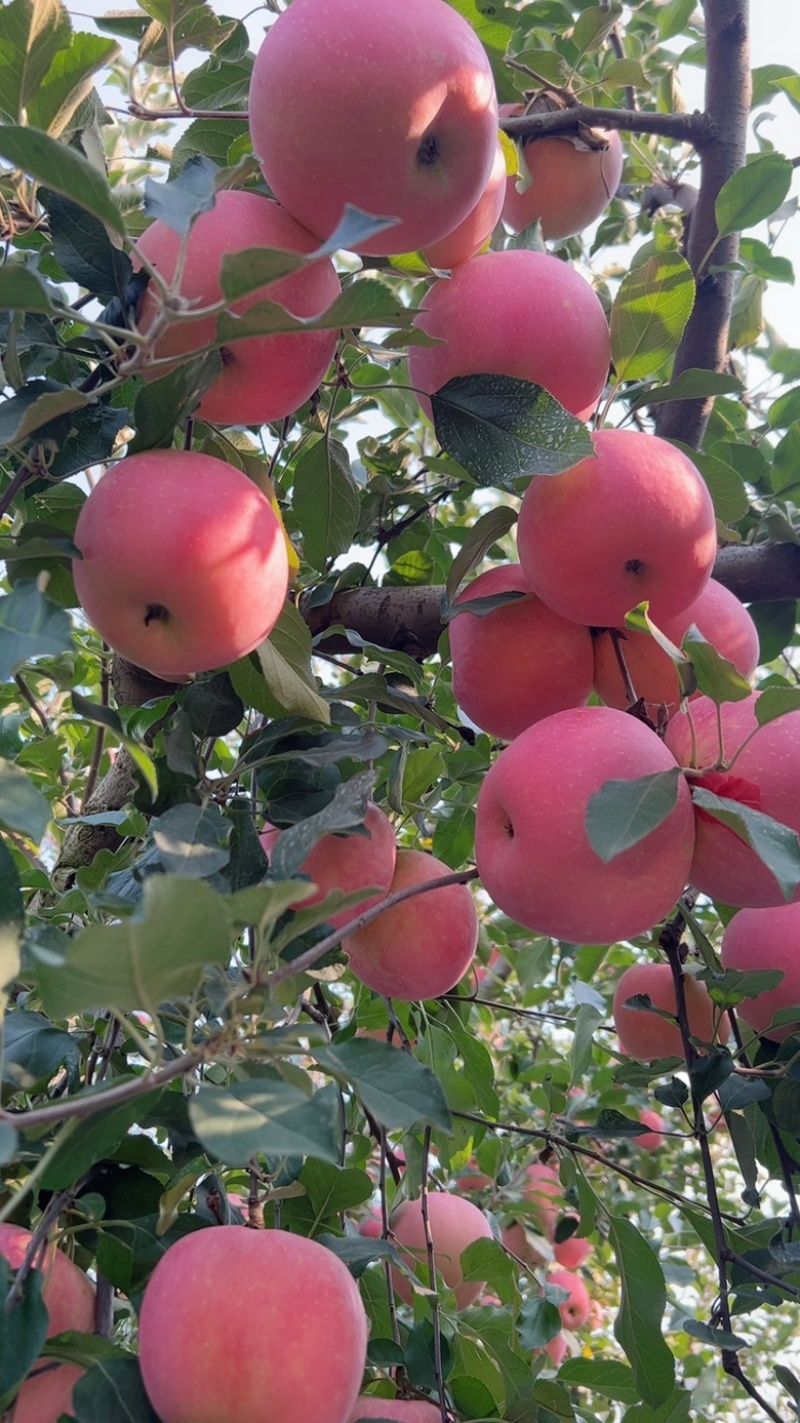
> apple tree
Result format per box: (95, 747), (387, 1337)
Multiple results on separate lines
(1, 0), (800, 1420)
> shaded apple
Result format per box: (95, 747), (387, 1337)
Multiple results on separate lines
(350, 1397), (441, 1422)
(613, 961), (717, 1061)
(259, 802), (396, 930)
(548, 1267), (591, 1330)
(421, 141), (507, 270)
(12, 1361), (85, 1423)
(721, 901), (800, 1041)
(390, 1192), (493, 1309)
(501, 105), (624, 240)
(0, 1223), (95, 1337)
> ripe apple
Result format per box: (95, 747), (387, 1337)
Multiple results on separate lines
(421, 141), (507, 270)
(134, 190), (340, 426)
(542, 1332), (568, 1367)
(449, 564), (594, 740)
(138, 1226), (368, 1423)
(593, 579), (760, 717)
(259, 802), (396, 931)
(721, 902), (800, 1041)
(613, 961), (717, 1061)
(344, 848), (478, 1000)
(72, 450), (289, 679)
(636, 1107), (666, 1151)
(553, 1233), (592, 1270)
(501, 105), (624, 239)
(12, 1362), (85, 1423)
(502, 1220), (549, 1271)
(548, 1267), (591, 1330)
(408, 249), (610, 423)
(474, 705), (695, 944)
(455, 1158), (493, 1193)
(390, 1191), (493, 1309)
(665, 692), (800, 906)
(0, 1223), (95, 1337)
(351, 1397), (441, 1422)
(517, 429), (717, 628)
(249, 0), (498, 256)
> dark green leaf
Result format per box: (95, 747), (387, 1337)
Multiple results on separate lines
(0, 124), (123, 234)
(39, 1089), (163, 1189)
(680, 1318), (749, 1351)
(771, 1078), (800, 1135)
(1, 1008), (78, 1089)
(432, 373), (594, 487)
(688, 1047), (734, 1102)
(71, 1356), (161, 1423)
(0, 265), (55, 313)
(681, 625), (753, 703)
(0, 757), (49, 841)
(189, 1078), (341, 1164)
(151, 802), (230, 877)
(749, 601), (798, 664)
(0, 381), (89, 447)
(518, 1294), (562, 1350)
(632, 369), (743, 410)
(26, 31), (119, 138)
(654, 1077), (689, 1108)
(585, 768), (681, 863)
(46, 402), (131, 480)
(0, 1257), (48, 1396)
(129, 351), (224, 453)
(690, 788), (800, 901)
(445, 506), (518, 601)
(624, 1390), (693, 1423)
(717, 1074), (772, 1110)
(608, 1216), (675, 1408)
(293, 438), (360, 572)
(44, 189), (131, 299)
(716, 154), (794, 240)
(0, 581), (73, 681)
(267, 769), (375, 880)
(144, 153), (219, 236)
(611, 251), (695, 382)
(317, 1234), (402, 1279)
(558, 1359), (639, 1405)
(314, 1038), (452, 1133)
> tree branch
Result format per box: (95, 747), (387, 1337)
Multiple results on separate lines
(500, 105), (713, 148)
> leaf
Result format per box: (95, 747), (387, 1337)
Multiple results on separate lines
(0, 581), (73, 680)
(631, 369), (743, 410)
(749, 602), (798, 664)
(0, 1257), (49, 1396)
(44, 189), (131, 299)
(255, 603), (330, 725)
(39, 1088), (163, 1189)
(608, 1216), (675, 1408)
(144, 153), (219, 236)
(624, 1391), (693, 1423)
(216, 278), (415, 345)
(715, 153), (794, 240)
(432, 373), (594, 487)
(70, 1357), (161, 1423)
(0, 124), (123, 235)
(611, 251), (695, 382)
(755, 686), (800, 727)
(558, 1358), (639, 1405)
(0, 265), (55, 313)
(128, 352), (223, 453)
(219, 245), (307, 304)
(267, 770), (375, 880)
(0, 381), (90, 447)
(585, 768), (681, 863)
(690, 788), (800, 901)
(151, 802), (230, 877)
(189, 1078), (341, 1164)
(518, 1294), (562, 1350)
(445, 507), (518, 600)
(573, 3), (623, 53)
(680, 1318), (749, 1351)
(1, 1008), (78, 1088)
(688, 1046), (734, 1102)
(681, 625), (753, 703)
(0, 757), (50, 841)
(26, 30), (119, 138)
(313, 1038), (452, 1133)
(0, 840), (22, 1021)
(293, 437), (360, 572)
(0, 0), (69, 122)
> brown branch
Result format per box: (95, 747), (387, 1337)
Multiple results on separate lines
(0, 1048), (204, 1131)
(500, 106), (712, 147)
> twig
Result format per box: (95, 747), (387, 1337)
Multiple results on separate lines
(0, 1047), (205, 1131)
(500, 104), (712, 147)
(419, 1129), (449, 1423)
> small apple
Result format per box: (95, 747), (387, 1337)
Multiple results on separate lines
(636, 1107), (666, 1151)
(421, 141), (507, 270)
(541, 1332), (568, 1367)
(548, 1267), (591, 1330)
(721, 901), (800, 1041)
(350, 1397), (441, 1422)
(12, 1361), (86, 1423)
(390, 1191), (493, 1309)
(501, 104), (624, 240)
(0, 1223), (95, 1337)
(613, 961), (717, 1061)
(553, 1233), (592, 1270)
(259, 802), (396, 930)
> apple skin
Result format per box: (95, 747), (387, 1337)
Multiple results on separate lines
(390, 1192), (493, 1309)
(72, 450), (289, 679)
(553, 1234), (592, 1270)
(636, 1107), (666, 1151)
(517, 429), (717, 629)
(542, 1333), (568, 1367)
(249, 0), (498, 257)
(408, 249), (610, 423)
(259, 802), (396, 931)
(344, 848), (478, 1000)
(350, 1397), (441, 1422)
(134, 190), (340, 426)
(0, 1224), (95, 1337)
(474, 705), (695, 945)
(421, 141), (507, 270)
(501, 106), (624, 240)
(548, 1267), (591, 1330)
(613, 961), (717, 1061)
(138, 1226), (368, 1423)
(721, 902), (800, 1041)
(665, 692), (800, 907)
(449, 564), (594, 740)
(593, 578), (760, 718)
(12, 1362), (85, 1423)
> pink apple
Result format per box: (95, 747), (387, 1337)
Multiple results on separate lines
(344, 848), (478, 1000)
(0, 1224), (95, 1337)
(517, 429), (717, 628)
(134, 190), (340, 426)
(259, 802), (396, 931)
(351, 1397), (441, 1422)
(721, 902), (800, 1041)
(548, 1267), (591, 1330)
(421, 141), (506, 270)
(553, 1234), (592, 1270)
(249, 0), (498, 256)
(636, 1107), (666, 1151)
(665, 692), (800, 906)
(593, 579), (760, 717)
(390, 1192), (493, 1309)
(72, 450), (289, 678)
(449, 564), (594, 740)
(502, 1220), (549, 1271)
(501, 105), (624, 240)
(613, 961), (717, 1061)
(408, 249), (610, 422)
(542, 1333), (568, 1367)
(474, 705), (695, 944)
(138, 1226), (368, 1423)
(12, 1362), (85, 1423)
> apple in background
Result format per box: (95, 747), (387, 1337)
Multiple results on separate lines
(542, 1333), (568, 1367)
(721, 902), (800, 1041)
(344, 848), (478, 1000)
(449, 564), (594, 741)
(553, 1233), (592, 1270)
(134, 190), (340, 426)
(249, 0), (498, 256)
(517, 429), (717, 629)
(259, 802), (396, 931)
(455, 1157), (494, 1193)
(636, 1107), (666, 1151)
(613, 961), (717, 1062)
(390, 1191), (493, 1309)
(474, 706), (695, 944)
(408, 249), (610, 423)
(421, 141), (507, 270)
(593, 579), (760, 718)
(72, 450), (289, 679)
(548, 1267), (591, 1330)
(12, 1362), (86, 1423)
(665, 692), (800, 907)
(502, 1219), (550, 1271)
(501, 105), (624, 239)
(0, 1223), (95, 1337)
(138, 1226), (368, 1423)
(351, 1397), (441, 1422)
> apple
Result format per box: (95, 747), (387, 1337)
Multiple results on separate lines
(248, 0), (498, 256)
(665, 692), (800, 906)
(72, 450), (289, 679)
(613, 961), (717, 1061)
(390, 1191), (493, 1309)
(542, 1333), (568, 1367)
(344, 848), (478, 1000)
(455, 1158), (494, 1193)
(474, 705), (695, 944)
(553, 1233), (592, 1270)
(138, 1226), (368, 1423)
(636, 1107), (666, 1151)
(721, 902), (800, 1041)
(548, 1267), (591, 1330)
(408, 248), (610, 423)
(502, 1220), (549, 1271)
(517, 429), (718, 629)
(0, 1223), (95, 1337)
(134, 190), (341, 426)
(593, 579), (760, 717)
(501, 105), (624, 239)
(421, 141), (507, 270)
(449, 564), (594, 740)
(12, 1362), (85, 1423)
(259, 802), (396, 931)
(351, 1397), (441, 1422)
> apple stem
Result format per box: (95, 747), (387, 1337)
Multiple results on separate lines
(608, 629), (639, 708)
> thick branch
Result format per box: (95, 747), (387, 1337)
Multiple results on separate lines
(500, 105), (712, 147)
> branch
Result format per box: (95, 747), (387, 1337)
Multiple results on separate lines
(500, 105), (712, 147)
(0, 1049), (204, 1131)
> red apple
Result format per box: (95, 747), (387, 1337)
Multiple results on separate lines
(517, 429), (717, 628)
(474, 705), (695, 944)
(134, 190), (340, 426)
(501, 105), (624, 240)
(138, 1226), (368, 1423)
(721, 902), (800, 1041)
(553, 1234), (592, 1270)
(542, 1332), (568, 1367)
(344, 848), (478, 1000)
(12, 1362), (85, 1423)
(259, 802), (396, 931)
(421, 141), (506, 270)
(548, 1267), (591, 1330)
(249, 0), (498, 256)
(351, 1397), (441, 1422)
(0, 1224), (95, 1337)
(636, 1107), (666, 1151)
(449, 564), (594, 740)
(390, 1192), (493, 1309)
(72, 450), (289, 679)
(409, 249), (609, 423)
(613, 961), (717, 1061)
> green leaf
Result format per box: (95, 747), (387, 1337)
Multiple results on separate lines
(715, 153), (794, 240)
(255, 603), (330, 725)
(0, 265), (55, 313)
(216, 278), (415, 345)
(0, 757), (50, 841)
(39, 1088), (163, 1189)
(445, 506), (518, 601)
(0, 124), (123, 235)
(688, 1046), (734, 1102)
(44, 189), (131, 299)
(0, 839), (23, 1019)
(299, 1160), (373, 1218)
(608, 1216), (675, 1408)
(680, 1318), (749, 1351)
(610, 251), (695, 382)
(2, 1008), (78, 1088)
(0, 581), (73, 681)
(293, 437), (360, 572)
(26, 30), (119, 138)
(681, 625), (753, 703)
(70, 1356), (161, 1423)
(314, 1038), (452, 1133)
(219, 245), (307, 303)
(151, 802), (230, 877)
(144, 153), (218, 236)
(690, 788), (800, 901)
(459, 1236), (519, 1306)
(128, 352), (223, 452)
(0, 382), (90, 447)
(0, 1257), (48, 1396)
(432, 373), (594, 487)
(756, 687), (800, 726)
(749, 601), (798, 664)
(0, 0), (70, 123)
(573, 2), (623, 53)
(189, 1078), (341, 1164)
(558, 1358), (639, 1405)
(631, 369), (743, 410)
(518, 1294), (562, 1350)
(624, 1390), (693, 1423)
(585, 768), (681, 863)
(267, 769), (375, 880)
